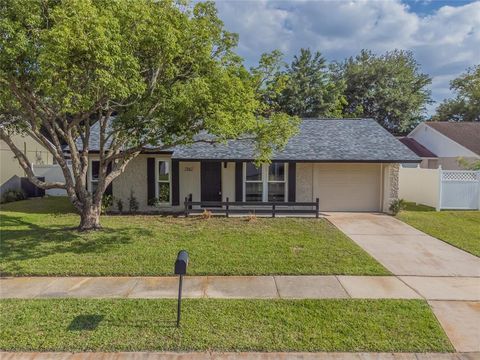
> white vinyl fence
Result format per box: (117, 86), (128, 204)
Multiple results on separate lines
(399, 166), (480, 211)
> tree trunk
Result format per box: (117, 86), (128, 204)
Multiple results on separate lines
(79, 204), (101, 231)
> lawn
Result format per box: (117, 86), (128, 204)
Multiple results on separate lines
(397, 202), (480, 257)
(0, 298), (453, 352)
(0, 197), (388, 276)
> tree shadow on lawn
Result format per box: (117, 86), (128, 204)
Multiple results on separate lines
(0, 213), (154, 266)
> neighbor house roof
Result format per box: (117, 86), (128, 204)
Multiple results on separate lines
(80, 118), (420, 162)
(398, 137), (437, 158)
(426, 122), (480, 156)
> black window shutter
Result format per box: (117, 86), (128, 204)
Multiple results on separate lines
(147, 158), (155, 204)
(288, 162), (296, 202)
(171, 159), (179, 205)
(235, 162), (243, 201)
(105, 162), (113, 196)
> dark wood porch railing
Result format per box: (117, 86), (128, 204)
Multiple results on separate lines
(184, 195), (319, 218)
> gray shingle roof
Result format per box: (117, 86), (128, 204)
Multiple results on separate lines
(171, 119), (420, 162)
(80, 118), (420, 162)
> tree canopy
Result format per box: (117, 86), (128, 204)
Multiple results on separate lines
(433, 65), (480, 122)
(251, 49), (345, 119)
(334, 49), (432, 134)
(0, 0), (298, 229)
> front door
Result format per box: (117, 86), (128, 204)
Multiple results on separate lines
(201, 161), (222, 202)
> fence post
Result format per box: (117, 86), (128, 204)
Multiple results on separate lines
(272, 203), (276, 218)
(436, 166), (442, 211)
(184, 197), (189, 217)
(477, 171), (480, 211)
(226, 197), (229, 218)
(315, 198), (319, 218)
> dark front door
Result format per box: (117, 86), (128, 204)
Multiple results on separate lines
(201, 161), (222, 202)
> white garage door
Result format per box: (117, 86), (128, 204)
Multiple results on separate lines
(313, 163), (381, 211)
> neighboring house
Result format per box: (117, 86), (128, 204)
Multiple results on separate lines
(0, 134), (54, 187)
(398, 137), (438, 169)
(85, 119), (419, 213)
(404, 122), (480, 170)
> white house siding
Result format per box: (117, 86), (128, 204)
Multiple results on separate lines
(112, 154), (154, 212)
(221, 162), (235, 201)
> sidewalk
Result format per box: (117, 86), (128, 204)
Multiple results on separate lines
(1, 352), (478, 360)
(1, 275), (479, 300)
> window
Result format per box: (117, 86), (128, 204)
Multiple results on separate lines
(156, 160), (171, 204)
(244, 162), (288, 202)
(268, 163), (285, 202)
(245, 162), (263, 202)
(90, 160), (100, 193)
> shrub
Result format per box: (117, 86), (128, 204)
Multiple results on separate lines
(116, 198), (124, 214)
(128, 190), (139, 213)
(1, 189), (26, 204)
(101, 194), (113, 214)
(389, 198), (406, 215)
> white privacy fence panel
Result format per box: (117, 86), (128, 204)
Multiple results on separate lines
(440, 170), (480, 210)
(399, 166), (480, 210)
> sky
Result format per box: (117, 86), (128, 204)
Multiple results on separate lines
(212, 0), (480, 115)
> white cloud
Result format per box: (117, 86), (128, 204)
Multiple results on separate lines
(214, 0), (480, 115)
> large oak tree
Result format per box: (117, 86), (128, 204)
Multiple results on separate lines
(0, 0), (297, 230)
(334, 50), (432, 134)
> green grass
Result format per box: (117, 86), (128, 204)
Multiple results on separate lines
(0, 298), (453, 352)
(0, 197), (387, 276)
(397, 202), (480, 256)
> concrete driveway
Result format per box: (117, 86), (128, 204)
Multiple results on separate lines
(326, 212), (480, 277)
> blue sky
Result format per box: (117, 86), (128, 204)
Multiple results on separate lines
(213, 0), (480, 115)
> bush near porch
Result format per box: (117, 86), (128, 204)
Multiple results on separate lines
(397, 202), (480, 257)
(0, 197), (388, 276)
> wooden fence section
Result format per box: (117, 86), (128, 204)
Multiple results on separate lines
(184, 196), (320, 218)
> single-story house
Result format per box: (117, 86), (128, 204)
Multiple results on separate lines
(404, 122), (480, 170)
(87, 118), (420, 213)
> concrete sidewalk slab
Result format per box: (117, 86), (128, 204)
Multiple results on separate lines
(0, 352), (475, 360)
(128, 277), (206, 299)
(2, 276), (479, 300)
(337, 276), (422, 299)
(37, 277), (91, 298)
(327, 213), (480, 277)
(204, 276), (278, 299)
(429, 301), (480, 353)
(0, 277), (56, 298)
(400, 277), (480, 301)
(64, 277), (139, 298)
(274, 276), (348, 299)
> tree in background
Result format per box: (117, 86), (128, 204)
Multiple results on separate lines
(334, 50), (432, 134)
(433, 65), (480, 122)
(278, 49), (346, 118)
(0, 0), (298, 230)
